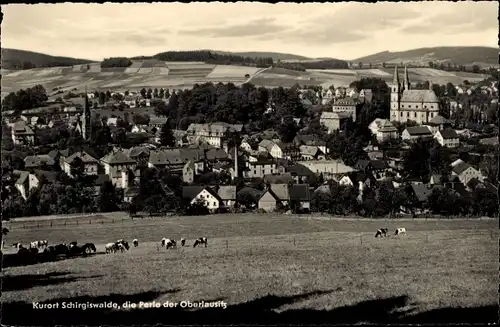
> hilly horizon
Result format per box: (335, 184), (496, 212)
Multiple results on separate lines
(2, 46), (498, 71)
(354, 46), (499, 68)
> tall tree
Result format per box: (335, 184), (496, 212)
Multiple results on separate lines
(159, 122), (175, 147)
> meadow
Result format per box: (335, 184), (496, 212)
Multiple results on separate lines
(1, 214), (498, 325)
(2, 60), (490, 94)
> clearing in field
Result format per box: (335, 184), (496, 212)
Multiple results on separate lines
(2, 214), (496, 325)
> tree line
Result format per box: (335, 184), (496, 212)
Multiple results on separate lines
(1, 84), (49, 114)
(146, 51), (274, 68)
(100, 57), (133, 68)
(275, 59), (349, 71)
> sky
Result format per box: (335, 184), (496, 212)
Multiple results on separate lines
(1, 2), (498, 61)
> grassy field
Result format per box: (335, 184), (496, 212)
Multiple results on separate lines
(1, 214), (498, 324)
(2, 61), (490, 94)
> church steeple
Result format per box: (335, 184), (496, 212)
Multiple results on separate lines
(82, 86), (90, 141)
(393, 65), (400, 86)
(404, 66), (411, 90)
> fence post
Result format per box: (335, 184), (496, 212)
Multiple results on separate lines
(37, 222), (39, 228)
(491, 230), (493, 240)
(225, 240), (228, 249)
(426, 233), (428, 243)
(293, 237), (296, 247)
(89, 219), (91, 225)
(64, 221), (67, 226)
(76, 220), (79, 226)
(360, 234), (363, 245)
(50, 221), (52, 228)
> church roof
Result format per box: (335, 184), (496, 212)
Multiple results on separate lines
(401, 90), (439, 103)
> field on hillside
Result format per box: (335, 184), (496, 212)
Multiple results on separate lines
(2, 214), (497, 324)
(1, 59), (492, 93)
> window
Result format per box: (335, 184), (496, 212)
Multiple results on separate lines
(409, 105), (412, 108)
(401, 112), (403, 117)
(213, 202), (216, 206)
(414, 113), (417, 118)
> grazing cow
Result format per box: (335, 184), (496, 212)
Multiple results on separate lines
(395, 228), (407, 236)
(375, 228), (389, 238)
(105, 242), (118, 254)
(12, 242), (23, 249)
(30, 241), (39, 249)
(193, 237), (208, 248)
(54, 244), (70, 256)
(162, 239), (176, 249)
(117, 241), (130, 252)
(133, 239), (139, 247)
(180, 238), (186, 247)
(37, 240), (48, 248)
(69, 241), (78, 249)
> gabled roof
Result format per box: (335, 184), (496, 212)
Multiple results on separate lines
(33, 169), (58, 183)
(289, 184), (311, 201)
(24, 155), (55, 168)
(206, 148), (229, 161)
(270, 183), (290, 201)
(149, 149), (183, 165)
(264, 173), (295, 184)
(126, 146), (151, 158)
(101, 150), (136, 165)
(299, 145), (322, 156)
(401, 89), (439, 103)
(452, 161), (473, 175)
(65, 151), (99, 164)
(411, 184), (433, 202)
(429, 115), (447, 125)
(437, 128), (459, 139)
(405, 126), (432, 136)
(182, 186), (220, 201)
(15, 171), (29, 185)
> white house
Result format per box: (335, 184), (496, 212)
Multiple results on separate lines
(183, 186), (221, 212)
(434, 129), (460, 148)
(258, 140), (283, 159)
(451, 161), (484, 185)
(401, 126), (433, 141)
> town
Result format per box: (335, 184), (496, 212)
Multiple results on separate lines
(2, 65), (498, 219)
(1, 2), (498, 326)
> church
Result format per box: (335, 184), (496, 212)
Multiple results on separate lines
(390, 65), (440, 125)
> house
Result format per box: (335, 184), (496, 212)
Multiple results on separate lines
(338, 171), (377, 190)
(258, 140), (283, 159)
(245, 160), (278, 178)
(425, 115), (451, 134)
(10, 121), (35, 145)
(148, 149), (185, 170)
(186, 122), (243, 149)
(401, 126), (433, 141)
(320, 111), (351, 133)
(14, 171), (31, 200)
(24, 155), (55, 170)
(61, 151), (99, 177)
(451, 161), (484, 185)
(182, 186), (221, 212)
(434, 129), (459, 148)
(125, 146), (151, 167)
(289, 184), (311, 211)
(148, 115), (168, 128)
(410, 183), (436, 208)
(294, 135), (328, 154)
(299, 145), (325, 160)
(369, 119), (399, 142)
(258, 184), (290, 212)
(332, 97), (358, 122)
(335, 87), (346, 98)
(217, 185), (237, 209)
(101, 150), (140, 189)
(354, 159), (389, 179)
(295, 160), (355, 180)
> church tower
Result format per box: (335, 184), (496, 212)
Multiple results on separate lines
(403, 66), (411, 91)
(390, 65), (401, 121)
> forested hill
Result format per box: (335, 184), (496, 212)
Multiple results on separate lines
(354, 47), (499, 67)
(1, 48), (94, 70)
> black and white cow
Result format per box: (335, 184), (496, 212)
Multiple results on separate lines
(163, 238), (176, 249)
(180, 238), (186, 247)
(133, 239), (139, 247)
(193, 237), (208, 248)
(38, 240), (48, 248)
(375, 228), (389, 238)
(394, 228), (407, 236)
(12, 242), (23, 249)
